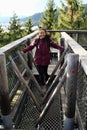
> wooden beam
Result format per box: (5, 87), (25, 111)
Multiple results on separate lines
(9, 56), (42, 112)
(42, 61), (67, 105)
(17, 50), (43, 94)
(36, 72), (66, 125)
(61, 32), (87, 75)
(47, 49), (68, 87)
(0, 30), (38, 54)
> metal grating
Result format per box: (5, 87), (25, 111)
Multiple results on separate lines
(17, 91), (63, 130)
(17, 95), (39, 130)
(39, 93), (63, 130)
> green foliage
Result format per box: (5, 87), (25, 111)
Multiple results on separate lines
(0, 1), (87, 47)
(8, 13), (22, 41)
(0, 25), (4, 33)
(24, 17), (33, 35)
(40, 0), (58, 30)
(58, 0), (87, 30)
(0, 25), (4, 47)
(0, 25), (10, 47)
(57, 0), (87, 45)
(0, 13), (34, 47)
(40, 0), (60, 43)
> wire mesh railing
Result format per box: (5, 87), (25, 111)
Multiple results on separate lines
(61, 32), (87, 130)
(76, 65), (87, 130)
(0, 30), (39, 129)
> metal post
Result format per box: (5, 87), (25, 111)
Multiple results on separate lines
(0, 53), (13, 129)
(60, 38), (65, 48)
(76, 33), (79, 43)
(64, 53), (79, 130)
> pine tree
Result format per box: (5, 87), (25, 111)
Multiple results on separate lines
(24, 17), (33, 35)
(0, 25), (4, 46)
(0, 25), (10, 47)
(58, 0), (87, 30)
(8, 13), (22, 41)
(40, 0), (58, 30)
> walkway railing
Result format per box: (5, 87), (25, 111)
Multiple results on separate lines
(61, 32), (87, 130)
(0, 30), (86, 130)
(0, 30), (39, 129)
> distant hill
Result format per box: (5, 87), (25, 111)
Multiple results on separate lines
(0, 4), (87, 25)
(0, 12), (43, 25)
(21, 12), (43, 25)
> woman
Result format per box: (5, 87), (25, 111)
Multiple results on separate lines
(23, 28), (65, 86)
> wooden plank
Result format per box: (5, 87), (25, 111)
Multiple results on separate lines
(61, 32), (87, 55)
(17, 51), (43, 94)
(47, 49), (68, 87)
(80, 56), (87, 75)
(61, 32), (87, 75)
(47, 30), (87, 34)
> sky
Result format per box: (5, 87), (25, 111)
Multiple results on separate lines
(0, 0), (87, 17)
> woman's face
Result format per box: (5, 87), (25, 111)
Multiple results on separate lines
(39, 29), (46, 39)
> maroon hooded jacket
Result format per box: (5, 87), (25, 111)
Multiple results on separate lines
(23, 38), (64, 66)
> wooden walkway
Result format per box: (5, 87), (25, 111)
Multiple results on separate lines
(32, 60), (66, 115)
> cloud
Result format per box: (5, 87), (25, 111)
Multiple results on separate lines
(0, 0), (87, 16)
(0, 0), (47, 16)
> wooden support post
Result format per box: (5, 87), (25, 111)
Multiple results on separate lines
(76, 33), (79, 43)
(60, 38), (65, 49)
(60, 38), (65, 66)
(64, 53), (79, 130)
(0, 53), (13, 129)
